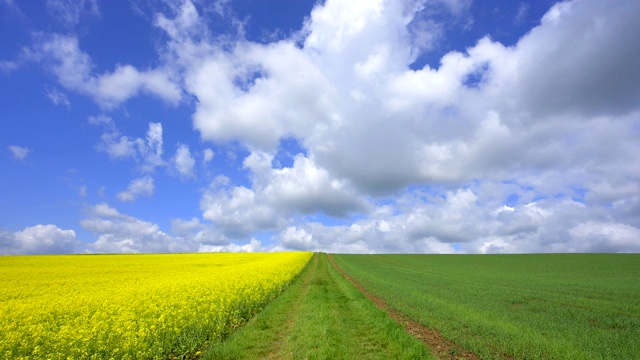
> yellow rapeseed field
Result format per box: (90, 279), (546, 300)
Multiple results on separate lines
(0, 252), (312, 359)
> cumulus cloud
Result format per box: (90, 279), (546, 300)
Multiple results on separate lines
(170, 217), (202, 237)
(170, 216), (262, 250)
(139, 123), (165, 172)
(27, 33), (181, 109)
(569, 222), (640, 253)
(506, 0), (640, 117)
(273, 185), (640, 254)
(0, 224), (81, 255)
(117, 176), (154, 202)
(202, 148), (214, 164)
(8, 0), (638, 254)
(172, 0), (638, 190)
(78, 203), (258, 253)
(242, 151), (367, 213)
(198, 238), (263, 253)
(88, 114), (137, 158)
(8, 145), (30, 161)
(81, 203), (186, 253)
(0, 207), (267, 255)
(201, 176), (283, 239)
(88, 115), (165, 172)
(199, 151), (370, 240)
(172, 143), (196, 179)
(146, 0), (640, 253)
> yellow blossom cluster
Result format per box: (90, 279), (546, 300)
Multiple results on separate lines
(0, 252), (312, 359)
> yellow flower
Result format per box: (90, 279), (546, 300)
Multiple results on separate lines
(0, 252), (311, 359)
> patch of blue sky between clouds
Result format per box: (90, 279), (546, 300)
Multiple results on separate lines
(272, 137), (308, 169)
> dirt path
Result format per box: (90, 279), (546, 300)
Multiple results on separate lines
(207, 252), (433, 359)
(264, 252), (318, 359)
(327, 254), (480, 360)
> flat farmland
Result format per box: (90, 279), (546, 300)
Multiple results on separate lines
(2, 252), (638, 359)
(332, 254), (640, 359)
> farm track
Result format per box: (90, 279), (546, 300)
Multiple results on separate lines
(206, 252), (431, 359)
(327, 254), (480, 360)
(264, 252), (318, 359)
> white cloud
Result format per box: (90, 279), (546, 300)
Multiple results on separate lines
(0, 207), (270, 255)
(117, 176), (154, 202)
(23, 0), (640, 198)
(153, 0), (201, 40)
(46, 0), (99, 28)
(8, 145), (30, 161)
(88, 116), (165, 172)
(0, 224), (81, 255)
(272, 185), (640, 254)
(199, 151), (370, 240)
(139, 123), (164, 172)
(200, 177), (283, 239)
(82, 203), (158, 235)
(278, 226), (315, 251)
(173, 143), (196, 179)
(88, 114), (137, 159)
(45, 87), (71, 108)
(252, 152), (370, 217)
(203, 148), (214, 164)
(28, 34), (181, 109)
(8, 0), (638, 254)
(181, 41), (338, 150)
(96, 65), (181, 109)
(146, 0), (640, 253)
(198, 238), (263, 253)
(170, 217), (201, 236)
(497, 1), (640, 118)
(81, 203), (188, 253)
(78, 203), (260, 253)
(0, 60), (20, 73)
(569, 222), (640, 253)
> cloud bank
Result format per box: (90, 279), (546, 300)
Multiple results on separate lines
(4, 0), (640, 254)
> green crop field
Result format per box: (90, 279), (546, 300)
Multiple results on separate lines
(332, 253), (640, 360)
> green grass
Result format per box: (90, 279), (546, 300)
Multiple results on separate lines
(332, 253), (640, 360)
(205, 253), (432, 359)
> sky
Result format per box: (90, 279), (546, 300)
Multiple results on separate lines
(1, 0), (639, 255)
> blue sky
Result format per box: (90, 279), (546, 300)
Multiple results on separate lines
(1, 0), (639, 254)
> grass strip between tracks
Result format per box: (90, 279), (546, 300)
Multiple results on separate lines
(204, 252), (432, 359)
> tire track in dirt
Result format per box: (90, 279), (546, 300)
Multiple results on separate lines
(264, 253), (318, 359)
(327, 254), (480, 360)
